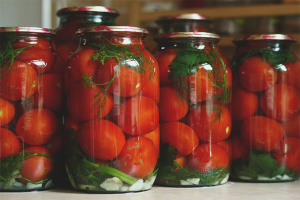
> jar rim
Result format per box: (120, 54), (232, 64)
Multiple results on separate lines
(57, 6), (119, 16)
(76, 26), (149, 35)
(154, 32), (220, 40)
(156, 13), (211, 23)
(0, 27), (55, 35)
(234, 34), (296, 42)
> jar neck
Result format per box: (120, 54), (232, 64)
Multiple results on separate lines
(58, 13), (117, 25)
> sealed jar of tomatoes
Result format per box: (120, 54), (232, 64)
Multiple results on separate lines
(64, 26), (160, 193)
(156, 13), (212, 34)
(0, 27), (64, 191)
(230, 34), (300, 182)
(54, 6), (119, 63)
(154, 32), (232, 186)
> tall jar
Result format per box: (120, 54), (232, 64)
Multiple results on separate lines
(0, 27), (64, 191)
(54, 6), (119, 63)
(154, 32), (232, 186)
(230, 34), (300, 182)
(64, 26), (160, 193)
(156, 13), (212, 34)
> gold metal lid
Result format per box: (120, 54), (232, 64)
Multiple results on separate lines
(0, 27), (55, 35)
(77, 26), (149, 35)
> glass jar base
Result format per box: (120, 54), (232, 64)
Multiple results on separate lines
(230, 174), (297, 183)
(0, 180), (55, 192)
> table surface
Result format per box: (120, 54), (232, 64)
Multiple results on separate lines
(1, 180), (299, 200)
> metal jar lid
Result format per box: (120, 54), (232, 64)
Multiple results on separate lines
(0, 27), (55, 35)
(154, 32), (220, 40)
(76, 26), (149, 35)
(234, 34), (296, 42)
(57, 6), (119, 16)
(156, 13), (211, 23)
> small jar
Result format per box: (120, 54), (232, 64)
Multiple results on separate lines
(64, 26), (160, 193)
(231, 34), (300, 182)
(154, 32), (232, 187)
(0, 27), (64, 191)
(54, 6), (119, 63)
(156, 13), (212, 34)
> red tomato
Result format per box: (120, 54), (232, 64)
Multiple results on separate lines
(66, 83), (113, 122)
(34, 73), (63, 111)
(282, 114), (300, 138)
(186, 65), (215, 102)
(238, 56), (277, 92)
(12, 95), (35, 124)
(144, 124), (160, 158)
(20, 146), (55, 183)
(232, 86), (258, 121)
(45, 129), (63, 156)
(16, 108), (59, 145)
(0, 128), (21, 158)
(161, 122), (199, 156)
(159, 87), (189, 122)
(187, 104), (231, 143)
(115, 136), (157, 178)
(272, 137), (300, 173)
(12, 37), (53, 51)
(155, 47), (178, 86)
(68, 45), (99, 82)
(278, 58), (300, 90)
(0, 61), (38, 101)
(241, 116), (284, 151)
(0, 97), (15, 126)
(47, 54), (64, 75)
(173, 156), (187, 171)
(231, 135), (249, 162)
(95, 58), (144, 97)
(56, 42), (79, 63)
(117, 96), (159, 135)
(188, 144), (229, 173)
(77, 119), (125, 160)
(64, 116), (80, 132)
(261, 84), (300, 121)
(217, 139), (232, 165)
(16, 49), (56, 74)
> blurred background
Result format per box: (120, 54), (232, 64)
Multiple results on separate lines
(0, 0), (299, 58)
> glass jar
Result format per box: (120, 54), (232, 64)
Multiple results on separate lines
(0, 27), (64, 191)
(54, 6), (119, 63)
(231, 34), (300, 182)
(154, 32), (232, 187)
(64, 26), (160, 193)
(156, 13), (212, 34)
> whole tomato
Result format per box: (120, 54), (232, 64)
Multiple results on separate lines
(241, 116), (284, 151)
(16, 108), (59, 145)
(0, 61), (38, 101)
(144, 124), (160, 158)
(278, 58), (300, 90)
(77, 119), (125, 160)
(161, 122), (199, 156)
(115, 136), (157, 178)
(0, 96), (15, 126)
(231, 135), (249, 162)
(117, 96), (159, 136)
(0, 127), (21, 158)
(217, 139), (232, 164)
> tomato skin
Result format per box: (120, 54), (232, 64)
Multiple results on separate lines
(77, 119), (125, 160)
(46, 130), (63, 156)
(0, 97), (15, 126)
(0, 61), (38, 101)
(34, 73), (63, 111)
(68, 45), (99, 82)
(272, 137), (300, 173)
(56, 41), (78, 63)
(115, 136), (157, 178)
(64, 116), (80, 132)
(261, 84), (300, 121)
(238, 56), (277, 92)
(186, 65), (215, 102)
(12, 37), (53, 51)
(20, 146), (55, 183)
(144, 124), (160, 158)
(161, 122), (199, 156)
(174, 156), (187, 170)
(55, 21), (81, 44)
(16, 108), (59, 145)
(117, 96), (159, 136)
(278, 58), (300, 90)
(231, 135), (249, 162)
(282, 114), (300, 138)
(95, 58), (144, 97)
(159, 87), (189, 122)
(232, 86), (258, 121)
(217, 139), (232, 165)
(241, 116), (284, 151)
(66, 83), (113, 122)
(0, 128), (21, 158)
(187, 104), (231, 143)
(47, 54), (64, 75)
(188, 144), (229, 173)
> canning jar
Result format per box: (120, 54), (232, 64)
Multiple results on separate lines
(156, 13), (212, 34)
(231, 34), (300, 182)
(0, 27), (63, 191)
(154, 32), (232, 186)
(64, 26), (160, 193)
(54, 6), (119, 63)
